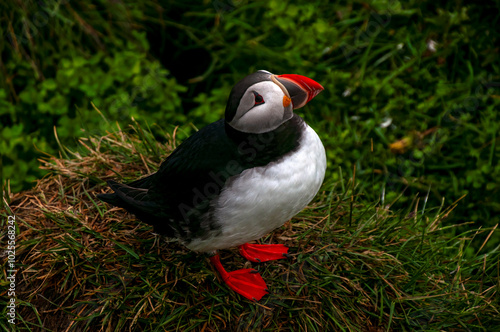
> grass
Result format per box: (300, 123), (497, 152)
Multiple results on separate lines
(2, 0), (500, 259)
(1, 123), (499, 331)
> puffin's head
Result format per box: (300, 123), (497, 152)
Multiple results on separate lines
(225, 70), (324, 134)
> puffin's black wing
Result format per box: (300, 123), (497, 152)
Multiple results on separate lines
(98, 119), (243, 238)
(98, 116), (304, 239)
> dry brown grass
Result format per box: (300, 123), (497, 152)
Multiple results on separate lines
(2, 125), (499, 331)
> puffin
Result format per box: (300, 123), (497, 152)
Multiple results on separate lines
(98, 70), (326, 301)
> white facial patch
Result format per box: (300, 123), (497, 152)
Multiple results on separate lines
(228, 81), (293, 134)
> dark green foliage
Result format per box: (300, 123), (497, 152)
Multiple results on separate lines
(1, 0), (499, 268)
(0, 1), (187, 191)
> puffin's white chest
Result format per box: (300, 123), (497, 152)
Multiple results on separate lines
(187, 125), (326, 252)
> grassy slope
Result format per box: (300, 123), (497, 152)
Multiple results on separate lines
(1, 124), (499, 331)
(3, 0), (500, 229)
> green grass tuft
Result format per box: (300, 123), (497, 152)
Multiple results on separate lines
(1, 124), (499, 331)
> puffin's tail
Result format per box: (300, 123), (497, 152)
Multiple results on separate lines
(97, 180), (153, 223)
(97, 180), (151, 210)
(97, 179), (176, 237)
(97, 181), (126, 207)
(97, 173), (155, 206)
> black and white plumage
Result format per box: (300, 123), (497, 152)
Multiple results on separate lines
(98, 70), (326, 300)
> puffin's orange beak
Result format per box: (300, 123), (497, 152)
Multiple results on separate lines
(275, 74), (324, 109)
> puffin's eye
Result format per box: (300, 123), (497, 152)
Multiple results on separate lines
(253, 92), (265, 105)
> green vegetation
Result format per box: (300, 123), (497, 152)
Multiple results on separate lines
(1, 124), (499, 330)
(1, 0), (499, 238)
(1, 0), (499, 330)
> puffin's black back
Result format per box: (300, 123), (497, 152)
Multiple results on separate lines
(99, 93), (305, 244)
